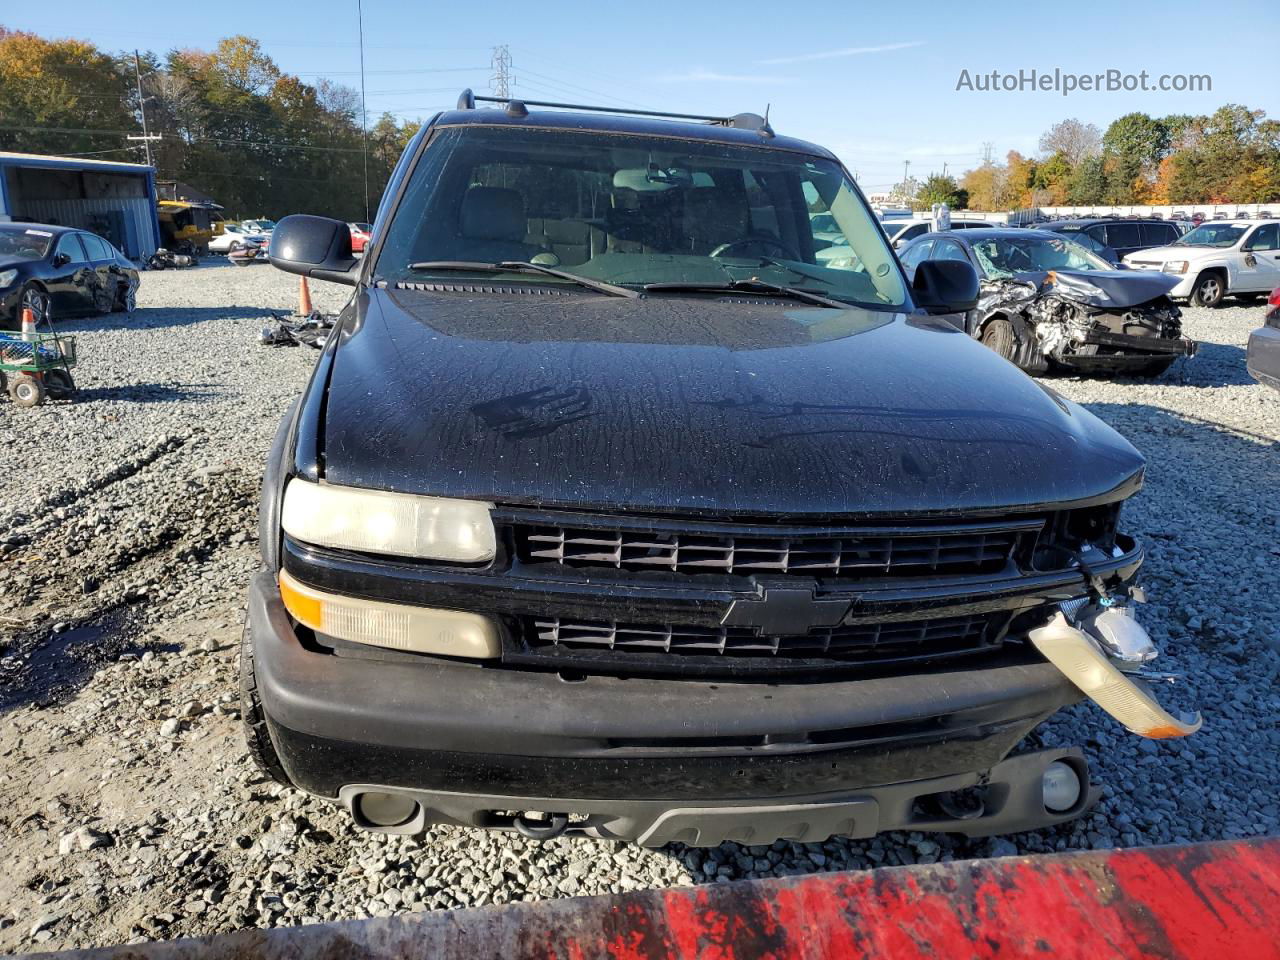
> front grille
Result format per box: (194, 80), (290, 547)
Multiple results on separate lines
(524, 613), (1001, 662)
(514, 522), (1023, 578)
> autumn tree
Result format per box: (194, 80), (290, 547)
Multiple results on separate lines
(1038, 119), (1101, 166)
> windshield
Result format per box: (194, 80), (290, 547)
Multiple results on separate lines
(375, 125), (906, 309)
(1174, 224), (1246, 248)
(971, 234), (1111, 278)
(243, 219), (275, 231)
(0, 227), (53, 260)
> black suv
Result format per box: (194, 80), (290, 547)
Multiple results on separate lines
(1042, 218), (1184, 264)
(242, 92), (1196, 847)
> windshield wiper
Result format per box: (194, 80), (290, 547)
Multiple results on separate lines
(407, 260), (639, 298)
(642, 278), (852, 309)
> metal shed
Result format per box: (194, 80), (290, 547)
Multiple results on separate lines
(0, 151), (162, 260)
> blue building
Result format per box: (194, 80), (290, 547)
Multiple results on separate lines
(0, 151), (162, 259)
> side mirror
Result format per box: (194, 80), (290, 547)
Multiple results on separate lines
(53, 252), (70, 267)
(912, 259), (979, 315)
(267, 214), (358, 285)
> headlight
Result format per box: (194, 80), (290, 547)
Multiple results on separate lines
(281, 479), (495, 562)
(1162, 261), (1189, 274)
(279, 569), (499, 657)
(0, 269), (18, 289)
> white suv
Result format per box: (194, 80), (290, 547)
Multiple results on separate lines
(1124, 220), (1280, 307)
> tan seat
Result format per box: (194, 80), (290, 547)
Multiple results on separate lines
(525, 218), (605, 266)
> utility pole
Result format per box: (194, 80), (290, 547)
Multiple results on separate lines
(131, 51), (158, 168)
(490, 45), (513, 99)
(942, 162), (949, 179)
(356, 0), (370, 223)
(900, 159), (911, 201)
(981, 142), (994, 167)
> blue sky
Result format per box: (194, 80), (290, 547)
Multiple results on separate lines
(6, 0), (1278, 191)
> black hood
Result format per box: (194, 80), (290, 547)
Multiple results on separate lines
(317, 287), (1144, 517)
(1011, 269), (1180, 308)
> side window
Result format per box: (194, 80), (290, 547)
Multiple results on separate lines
(933, 239), (970, 262)
(898, 239), (933, 270)
(81, 234), (111, 261)
(1246, 224), (1279, 251)
(54, 234), (88, 264)
(1162, 224), (1181, 244)
(1073, 231), (1107, 254)
(1104, 223), (1142, 249)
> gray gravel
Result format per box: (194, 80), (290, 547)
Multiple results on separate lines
(1, 263), (1277, 953)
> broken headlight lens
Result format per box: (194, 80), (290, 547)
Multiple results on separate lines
(281, 478), (496, 562)
(1161, 261), (1189, 274)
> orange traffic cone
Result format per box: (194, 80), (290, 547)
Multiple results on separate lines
(297, 276), (314, 318)
(20, 306), (37, 342)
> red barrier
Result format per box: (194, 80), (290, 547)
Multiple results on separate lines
(37, 838), (1280, 960)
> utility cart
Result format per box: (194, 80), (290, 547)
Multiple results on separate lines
(0, 331), (77, 407)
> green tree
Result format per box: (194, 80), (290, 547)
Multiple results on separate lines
(912, 173), (968, 210)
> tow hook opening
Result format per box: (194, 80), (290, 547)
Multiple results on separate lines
(513, 811), (570, 840)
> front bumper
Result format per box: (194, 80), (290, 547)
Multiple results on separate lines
(1247, 323), (1280, 390)
(1057, 330), (1198, 370)
(248, 571), (1090, 845)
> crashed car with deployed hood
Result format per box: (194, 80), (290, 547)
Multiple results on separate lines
(898, 228), (1196, 376)
(242, 91), (1200, 848)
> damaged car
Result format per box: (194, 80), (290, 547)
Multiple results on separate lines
(0, 223), (139, 329)
(899, 228), (1197, 376)
(243, 93), (1200, 849)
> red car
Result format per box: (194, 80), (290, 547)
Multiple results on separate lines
(348, 222), (373, 253)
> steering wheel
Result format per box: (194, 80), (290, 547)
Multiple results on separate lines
(710, 234), (800, 261)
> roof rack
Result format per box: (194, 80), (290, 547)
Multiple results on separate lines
(454, 89), (774, 137)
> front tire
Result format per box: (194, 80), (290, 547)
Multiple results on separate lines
(1191, 272), (1225, 308)
(240, 616), (292, 786)
(980, 316), (1019, 363)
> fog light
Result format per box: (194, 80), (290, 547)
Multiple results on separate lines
(357, 792), (419, 827)
(1042, 760), (1082, 812)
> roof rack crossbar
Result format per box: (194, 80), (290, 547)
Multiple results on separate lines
(469, 93), (733, 125)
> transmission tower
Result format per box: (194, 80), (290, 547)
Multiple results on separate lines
(490, 45), (513, 99)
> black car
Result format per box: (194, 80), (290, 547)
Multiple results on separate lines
(0, 223), (139, 330)
(241, 92), (1198, 848)
(1041, 218), (1184, 264)
(898, 228), (1196, 376)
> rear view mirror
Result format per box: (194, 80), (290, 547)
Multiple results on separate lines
(912, 260), (980, 315)
(268, 215), (358, 285)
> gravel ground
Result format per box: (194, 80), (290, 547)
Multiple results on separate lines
(1, 263), (1277, 953)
